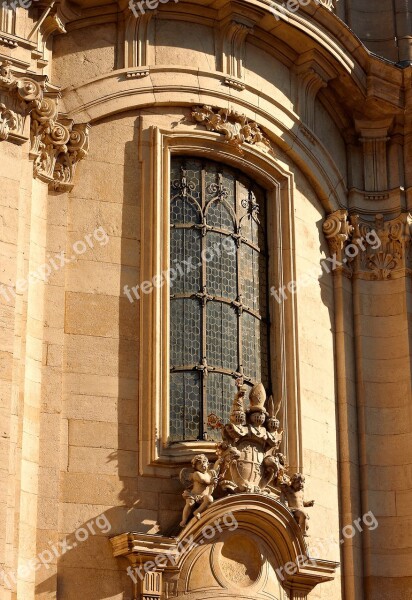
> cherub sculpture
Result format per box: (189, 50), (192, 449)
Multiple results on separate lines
(280, 473), (315, 536)
(179, 454), (218, 528)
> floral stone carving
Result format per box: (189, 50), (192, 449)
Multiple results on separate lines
(179, 379), (314, 535)
(0, 60), (89, 190)
(324, 209), (412, 280)
(30, 97), (90, 191)
(0, 59), (45, 142)
(192, 105), (272, 153)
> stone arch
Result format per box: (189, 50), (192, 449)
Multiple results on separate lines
(111, 494), (339, 600)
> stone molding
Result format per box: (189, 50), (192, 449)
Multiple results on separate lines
(30, 96), (90, 191)
(191, 105), (272, 153)
(41, 13), (67, 42)
(350, 212), (412, 280)
(0, 6), (15, 37)
(125, 11), (154, 69)
(0, 59), (45, 143)
(0, 33), (18, 48)
(111, 494), (339, 599)
(217, 19), (252, 81)
(293, 50), (337, 132)
(355, 118), (393, 193)
(323, 209), (412, 280)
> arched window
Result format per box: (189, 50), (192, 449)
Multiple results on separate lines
(169, 157), (270, 442)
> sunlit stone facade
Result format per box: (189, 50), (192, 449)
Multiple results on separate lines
(0, 2), (411, 600)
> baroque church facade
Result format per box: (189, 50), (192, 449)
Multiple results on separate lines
(0, 1), (411, 599)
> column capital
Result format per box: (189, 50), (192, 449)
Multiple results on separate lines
(323, 210), (412, 280)
(29, 96), (90, 192)
(350, 212), (412, 280)
(0, 60), (46, 143)
(323, 209), (353, 262)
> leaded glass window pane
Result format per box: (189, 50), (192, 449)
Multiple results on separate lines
(169, 157), (270, 442)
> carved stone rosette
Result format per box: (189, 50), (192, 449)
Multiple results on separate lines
(192, 105), (272, 154)
(30, 97), (90, 191)
(324, 209), (412, 280)
(0, 60), (45, 143)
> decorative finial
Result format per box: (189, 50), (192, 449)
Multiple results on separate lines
(266, 394), (281, 433)
(230, 378), (246, 425)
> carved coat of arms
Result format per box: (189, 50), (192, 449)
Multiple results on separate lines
(179, 379), (315, 535)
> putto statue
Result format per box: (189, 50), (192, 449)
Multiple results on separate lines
(280, 474), (315, 536)
(178, 379), (315, 536)
(179, 454), (218, 528)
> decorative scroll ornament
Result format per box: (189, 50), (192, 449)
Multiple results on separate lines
(323, 210), (412, 280)
(30, 97), (90, 191)
(318, 0), (334, 8)
(0, 61), (89, 189)
(323, 209), (353, 261)
(0, 60), (45, 142)
(192, 105), (272, 154)
(179, 378), (314, 535)
(0, 103), (18, 140)
(350, 213), (412, 280)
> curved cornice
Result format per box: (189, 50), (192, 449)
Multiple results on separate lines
(178, 493), (311, 568)
(60, 66), (348, 210)
(59, 0), (408, 109)
(111, 493), (340, 595)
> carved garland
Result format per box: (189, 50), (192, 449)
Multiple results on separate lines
(323, 210), (412, 280)
(191, 105), (272, 154)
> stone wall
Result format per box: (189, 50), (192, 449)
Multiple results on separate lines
(0, 2), (411, 599)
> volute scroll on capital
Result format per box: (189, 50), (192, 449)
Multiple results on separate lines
(30, 96), (90, 192)
(0, 60), (90, 191)
(0, 59), (45, 143)
(323, 209), (412, 280)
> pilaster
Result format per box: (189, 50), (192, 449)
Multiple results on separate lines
(293, 50), (337, 133)
(355, 119), (393, 193)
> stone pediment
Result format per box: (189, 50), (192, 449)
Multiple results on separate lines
(111, 494), (339, 600)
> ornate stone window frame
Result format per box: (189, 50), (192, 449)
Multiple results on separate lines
(138, 121), (301, 477)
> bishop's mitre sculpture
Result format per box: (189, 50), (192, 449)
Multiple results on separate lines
(179, 379), (314, 535)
